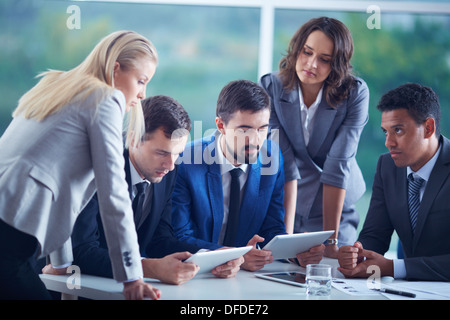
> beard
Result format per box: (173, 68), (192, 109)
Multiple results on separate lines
(225, 139), (259, 164)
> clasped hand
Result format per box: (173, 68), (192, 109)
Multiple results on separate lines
(337, 241), (393, 278)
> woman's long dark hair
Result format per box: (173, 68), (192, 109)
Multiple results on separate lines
(279, 17), (355, 107)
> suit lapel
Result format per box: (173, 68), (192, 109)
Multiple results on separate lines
(203, 135), (225, 243)
(278, 88), (307, 155)
(207, 165), (224, 243)
(123, 149), (133, 197)
(413, 138), (450, 249)
(394, 166), (414, 249)
(307, 99), (337, 158)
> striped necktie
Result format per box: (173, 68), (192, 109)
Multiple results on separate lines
(407, 173), (424, 233)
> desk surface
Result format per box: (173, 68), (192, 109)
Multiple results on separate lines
(40, 258), (386, 300)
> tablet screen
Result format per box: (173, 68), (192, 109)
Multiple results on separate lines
(265, 272), (306, 284)
(256, 272), (307, 287)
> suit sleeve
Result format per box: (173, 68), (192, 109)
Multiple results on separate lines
(320, 79), (369, 190)
(404, 255), (450, 281)
(357, 155), (395, 254)
(86, 90), (142, 282)
(172, 162), (222, 250)
(71, 194), (114, 278)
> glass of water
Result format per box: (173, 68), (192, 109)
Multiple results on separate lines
(306, 264), (332, 296)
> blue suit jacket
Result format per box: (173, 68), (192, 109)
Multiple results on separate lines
(172, 131), (287, 250)
(71, 149), (201, 278)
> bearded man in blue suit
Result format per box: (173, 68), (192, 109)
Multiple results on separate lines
(172, 80), (325, 271)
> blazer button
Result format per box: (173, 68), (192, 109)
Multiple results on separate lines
(123, 251), (132, 267)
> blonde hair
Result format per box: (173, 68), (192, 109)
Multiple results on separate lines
(13, 30), (158, 147)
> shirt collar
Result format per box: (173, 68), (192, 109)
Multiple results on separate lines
(407, 143), (442, 182)
(298, 84), (323, 114)
(216, 134), (248, 175)
(129, 157), (150, 187)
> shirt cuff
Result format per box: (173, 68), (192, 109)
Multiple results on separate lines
(393, 259), (407, 279)
(52, 262), (72, 269)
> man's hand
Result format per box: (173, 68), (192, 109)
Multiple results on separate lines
(338, 241), (364, 270)
(337, 242), (394, 278)
(296, 244), (325, 267)
(241, 234), (273, 271)
(42, 264), (68, 275)
(123, 278), (161, 300)
(142, 251), (199, 285)
(212, 255), (244, 278)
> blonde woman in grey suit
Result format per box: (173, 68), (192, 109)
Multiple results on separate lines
(260, 17), (369, 260)
(0, 30), (160, 300)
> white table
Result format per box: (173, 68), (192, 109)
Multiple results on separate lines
(39, 258), (386, 300)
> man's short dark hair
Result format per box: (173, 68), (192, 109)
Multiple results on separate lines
(377, 83), (441, 137)
(141, 95), (191, 140)
(216, 79), (270, 124)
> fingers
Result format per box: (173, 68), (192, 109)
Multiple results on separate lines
(296, 244), (325, 267)
(123, 279), (161, 300)
(246, 234), (265, 247)
(338, 244), (362, 269)
(212, 256), (244, 278)
(242, 247), (273, 271)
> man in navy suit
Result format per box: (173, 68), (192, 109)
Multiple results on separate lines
(172, 80), (325, 271)
(68, 96), (243, 284)
(338, 83), (450, 281)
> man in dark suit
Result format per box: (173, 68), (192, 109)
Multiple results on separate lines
(338, 83), (450, 281)
(66, 96), (242, 285)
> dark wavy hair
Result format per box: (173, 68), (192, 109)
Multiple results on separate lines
(278, 17), (355, 107)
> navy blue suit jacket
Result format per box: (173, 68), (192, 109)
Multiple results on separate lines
(71, 150), (201, 278)
(171, 132), (287, 250)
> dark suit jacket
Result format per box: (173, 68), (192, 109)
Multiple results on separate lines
(71, 150), (201, 278)
(359, 135), (450, 281)
(171, 131), (286, 250)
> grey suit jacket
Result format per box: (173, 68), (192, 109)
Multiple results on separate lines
(0, 88), (142, 282)
(359, 136), (450, 281)
(260, 72), (369, 242)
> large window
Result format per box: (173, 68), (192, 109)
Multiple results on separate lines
(1, 0), (449, 254)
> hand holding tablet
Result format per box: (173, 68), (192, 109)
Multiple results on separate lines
(262, 230), (334, 260)
(184, 246), (252, 274)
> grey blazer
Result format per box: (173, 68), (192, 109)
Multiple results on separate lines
(260, 72), (369, 244)
(0, 89), (142, 282)
(359, 136), (450, 281)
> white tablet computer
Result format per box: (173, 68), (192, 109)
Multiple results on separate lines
(184, 246), (252, 274)
(255, 272), (307, 287)
(262, 230), (334, 259)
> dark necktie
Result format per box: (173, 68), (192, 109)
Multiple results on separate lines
(132, 181), (148, 227)
(223, 168), (243, 246)
(407, 173), (424, 233)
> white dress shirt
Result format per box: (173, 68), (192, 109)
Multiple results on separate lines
(299, 85), (323, 146)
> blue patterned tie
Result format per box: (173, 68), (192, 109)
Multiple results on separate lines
(407, 173), (424, 233)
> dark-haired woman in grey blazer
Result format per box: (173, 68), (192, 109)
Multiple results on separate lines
(260, 17), (369, 259)
(0, 31), (161, 300)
